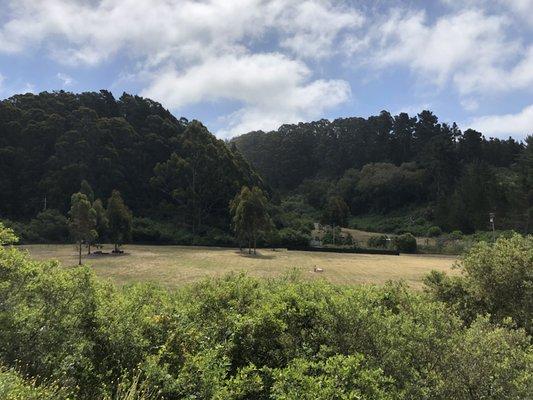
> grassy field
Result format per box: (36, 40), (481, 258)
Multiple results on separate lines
(21, 244), (458, 289)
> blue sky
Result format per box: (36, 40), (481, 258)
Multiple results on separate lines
(0, 0), (532, 140)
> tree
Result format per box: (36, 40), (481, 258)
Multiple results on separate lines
(425, 234), (533, 334)
(68, 193), (97, 265)
(106, 190), (132, 253)
(320, 196), (349, 245)
(79, 180), (95, 203)
(92, 198), (108, 249)
(517, 135), (533, 233)
(230, 186), (272, 254)
(0, 221), (18, 245)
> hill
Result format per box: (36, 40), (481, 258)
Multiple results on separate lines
(0, 91), (262, 236)
(233, 111), (532, 233)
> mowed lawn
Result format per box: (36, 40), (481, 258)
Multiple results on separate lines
(21, 244), (458, 289)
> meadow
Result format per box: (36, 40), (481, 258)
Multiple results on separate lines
(22, 244), (457, 289)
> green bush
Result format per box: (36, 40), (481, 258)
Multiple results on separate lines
(394, 233), (417, 253)
(425, 234), (533, 333)
(131, 217), (193, 244)
(277, 228), (311, 247)
(427, 226), (442, 237)
(367, 235), (388, 248)
(1, 234), (532, 399)
(0, 367), (70, 400)
(2, 210), (69, 244)
(449, 230), (463, 240)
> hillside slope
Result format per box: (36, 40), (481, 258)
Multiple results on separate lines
(233, 111), (531, 233)
(0, 91), (262, 230)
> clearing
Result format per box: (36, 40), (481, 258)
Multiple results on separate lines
(21, 244), (458, 289)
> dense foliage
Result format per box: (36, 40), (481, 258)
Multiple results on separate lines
(233, 111), (531, 233)
(0, 91), (262, 235)
(1, 225), (532, 399)
(425, 234), (533, 335)
(230, 186), (272, 253)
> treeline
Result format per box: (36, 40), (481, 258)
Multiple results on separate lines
(0, 91), (262, 236)
(233, 111), (532, 233)
(2, 91), (531, 241)
(1, 225), (531, 399)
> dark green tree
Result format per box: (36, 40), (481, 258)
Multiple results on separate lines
(320, 196), (349, 245)
(230, 186), (272, 254)
(68, 192), (97, 265)
(79, 180), (95, 203)
(106, 190), (132, 253)
(92, 199), (108, 247)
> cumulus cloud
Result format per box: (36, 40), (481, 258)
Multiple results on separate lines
(0, 0), (359, 136)
(0, 0), (361, 65)
(468, 104), (533, 139)
(278, 1), (364, 59)
(367, 8), (526, 96)
(1, 0), (532, 137)
(142, 53), (350, 137)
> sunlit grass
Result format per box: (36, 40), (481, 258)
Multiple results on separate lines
(22, 244), (457, 289)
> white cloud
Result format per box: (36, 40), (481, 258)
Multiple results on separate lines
(0, 0), (361, 65)
(141, 53), (350, 137)
(368, 8), (525, 95)
(1, 0), (531, 138)
(460, 98), (480, 112)
(0, 0), (357, 136)
(278, 1), (364, 59)
(468, 104), (533, 139)
(56, 72), (74, 87)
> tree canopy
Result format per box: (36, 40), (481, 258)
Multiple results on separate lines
(0, 91), (261, 234)
(233, 112), (530, 233)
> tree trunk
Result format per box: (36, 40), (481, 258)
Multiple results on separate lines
(248, 237), (251, 254)
(114, 243), (118, 253)
(87, 243), (91, 255)
(78, 243), (82, 265)
(253, 234), (257, 255)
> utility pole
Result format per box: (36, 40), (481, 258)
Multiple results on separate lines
(489, 212), (495, 242)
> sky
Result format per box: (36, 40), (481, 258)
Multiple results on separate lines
(0, 0), (532, 140)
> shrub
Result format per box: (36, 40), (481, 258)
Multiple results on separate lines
(29, 209), (69, 243)
(0, 222), (18, 245)
(425, 234), (533, 333)
(131, 218), (192, 244)
(449, 230), (463, 240)
(278, 228), (311, 247)
(394, 233), (417, 253)
(0, 367), (70, 400)
(427, 226), (442, 237)
(367, 235), (388, 248)
(1, 240), (532, 399)
(2, 211), (69, 244)
(131, 217), (162, 243)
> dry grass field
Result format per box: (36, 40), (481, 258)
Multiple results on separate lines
(21, 244), (458, 289)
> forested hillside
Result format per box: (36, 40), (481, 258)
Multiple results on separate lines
(0, 91), (262, 235)
(233, 111), (532, 233)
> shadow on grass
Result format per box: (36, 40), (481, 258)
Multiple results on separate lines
(235, 251), (276, 260)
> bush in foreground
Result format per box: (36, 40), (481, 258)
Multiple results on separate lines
(425, 234), (533, 334)
(0, 225), (532, 399)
